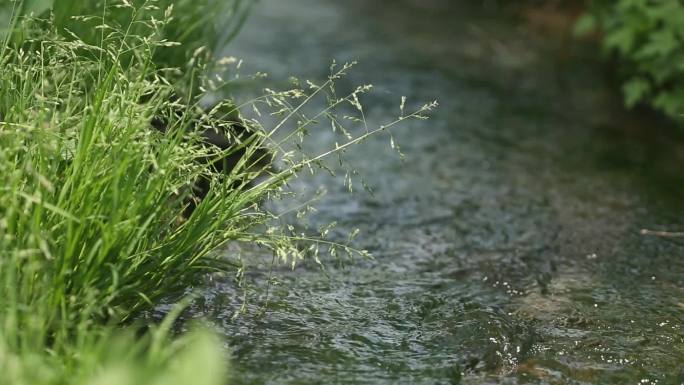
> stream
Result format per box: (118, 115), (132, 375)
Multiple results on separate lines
(181, 1), (684, 383)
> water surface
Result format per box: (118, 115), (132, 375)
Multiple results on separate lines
(187, 1), (684, 383)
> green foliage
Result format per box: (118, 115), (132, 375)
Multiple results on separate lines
(579, 0), (684, 117)
(0, 9), (244, 383)
(0, 324), (227, 385)
(0, 2), (434, 384)
(1, 0), (253, 70)
(16, 0), (53, 16)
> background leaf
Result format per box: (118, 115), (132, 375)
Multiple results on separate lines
(22, 0), (54, 16)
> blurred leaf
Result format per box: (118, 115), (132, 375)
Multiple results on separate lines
(623, 77), (650, 107)
(654, 89), (684, 116)
(635, 29), (678, 58)
(605, 28), (637, 54)
(162, 330), (228, 385)
(588, 0), (684, 120)
(22, 0), (54, 16)
(573, 14), (596, 36)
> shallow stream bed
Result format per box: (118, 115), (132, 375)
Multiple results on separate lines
(181, 1), (684, 383)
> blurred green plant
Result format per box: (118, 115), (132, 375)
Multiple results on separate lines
(576, 0), (684, 118)
(0, 1), (434, 384)
(0, 310), (227, 385)
(1, 0), (254, 70)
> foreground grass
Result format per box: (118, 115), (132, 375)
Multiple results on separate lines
(0, 5), (246, 383)
(0, 2), (435, 384)
(0, 319), (226, 385)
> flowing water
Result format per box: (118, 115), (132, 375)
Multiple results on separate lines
(184, 1), (684, 383)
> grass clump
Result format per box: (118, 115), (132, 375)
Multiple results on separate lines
(0, 1), (435, 384)
(2, 0), (253, 71)
(0, 320), (227, 385)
